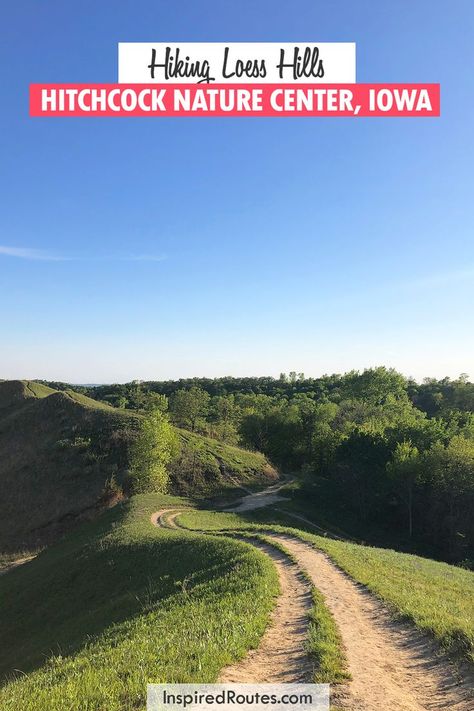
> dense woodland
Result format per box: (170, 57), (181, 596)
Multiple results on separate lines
(40, 369), (474, 565)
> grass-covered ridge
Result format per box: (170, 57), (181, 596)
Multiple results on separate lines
(177, 509), (474, 666)
(171, 428), (277, 495)
(0, 380), (140, 551)
(0, 380), (277, 552)
(0, 379), (56, 413)
(0, 494), (279, 710)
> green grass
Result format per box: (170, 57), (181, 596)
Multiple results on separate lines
(178, 509), (474, 666)
(170, 428), (277, 495)
(178, 510), (261, 531)
(0, 380), (55, 415)
(0, 382), (141, 551)
(0, 493), (279, 710)
(308, 535), (474, 664)
(22, 380), (57, 399)
(63, 388), (137, 413)
(307, 585), (350, 684)
(0, 380), (276, 553)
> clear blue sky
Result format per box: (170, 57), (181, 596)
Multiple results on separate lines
(1, 1), (473, 383)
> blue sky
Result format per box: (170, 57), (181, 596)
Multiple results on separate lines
(1, 1), (473, 383)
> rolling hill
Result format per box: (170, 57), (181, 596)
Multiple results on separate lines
(1, 493), (472, 710)
(0, 381), (277, 553)
(0, 494), (279, 709)
(0, 380), (139, 552)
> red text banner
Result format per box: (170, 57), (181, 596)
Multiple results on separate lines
(30, 84), (440, 117)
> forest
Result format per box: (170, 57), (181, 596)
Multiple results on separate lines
(40, 368), (474, 565)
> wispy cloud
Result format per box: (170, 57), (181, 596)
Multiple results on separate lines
(0, 245), (71, 261)
(0, 245), (167, 263)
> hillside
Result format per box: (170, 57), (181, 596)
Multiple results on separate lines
(0, 492), (472, 710)
(0, 381), (277, 552)
(0, 494), (278, 708)
(171, 428), (277, 495)
(45, 369), (474, 564)
(0, 380), (139, 552)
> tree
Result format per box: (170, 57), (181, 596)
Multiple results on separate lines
(423, 436), (474, 558)
(128, 410), (179, 493)
(213, 394), (237, 424)
(209, 395), (240, 444)
(284, 395), (341, 470)
(127, 383), (148, 410)
(143, 392), (169, 413)
(169, 387), (210, 431)
(310, 408), (342, 474)
(387, 440), (421, 538)
(117, 395), (129, 410)
(340, 367), (407, 405)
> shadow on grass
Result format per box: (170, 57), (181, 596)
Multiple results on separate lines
(0, 499), (247, 683)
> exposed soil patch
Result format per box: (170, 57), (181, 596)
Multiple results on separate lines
(0, 555), (36, 576)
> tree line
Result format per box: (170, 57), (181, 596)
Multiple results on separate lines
(38, 368), (474, 564)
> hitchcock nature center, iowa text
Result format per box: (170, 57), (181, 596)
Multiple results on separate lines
(31, 84), (439, 117)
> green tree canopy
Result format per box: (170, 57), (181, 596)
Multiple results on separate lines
(129, 410), (179, 494)
(169, 387), (210, 431)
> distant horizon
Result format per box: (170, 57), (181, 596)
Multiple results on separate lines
(4, 366), (472, 387)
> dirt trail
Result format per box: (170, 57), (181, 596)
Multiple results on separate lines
(152, 510), (474, 710)
(153, 509), (314, 682)
(0, 554), (36, 576)
(270, 534), (474, 711)
(218, 540), (313, 683)
(227, 482), (290, 513)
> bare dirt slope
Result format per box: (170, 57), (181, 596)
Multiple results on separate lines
(0, 555), (36, 576)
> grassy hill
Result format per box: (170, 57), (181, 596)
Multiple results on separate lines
(0, 494), (278, 710)
(171, 428), (277, 496)
(0, 381), (277, 553)
(0, 380), (139, 552)
(1, 495), (473, 709)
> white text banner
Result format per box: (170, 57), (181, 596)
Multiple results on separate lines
(118, 43), (356, 84)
